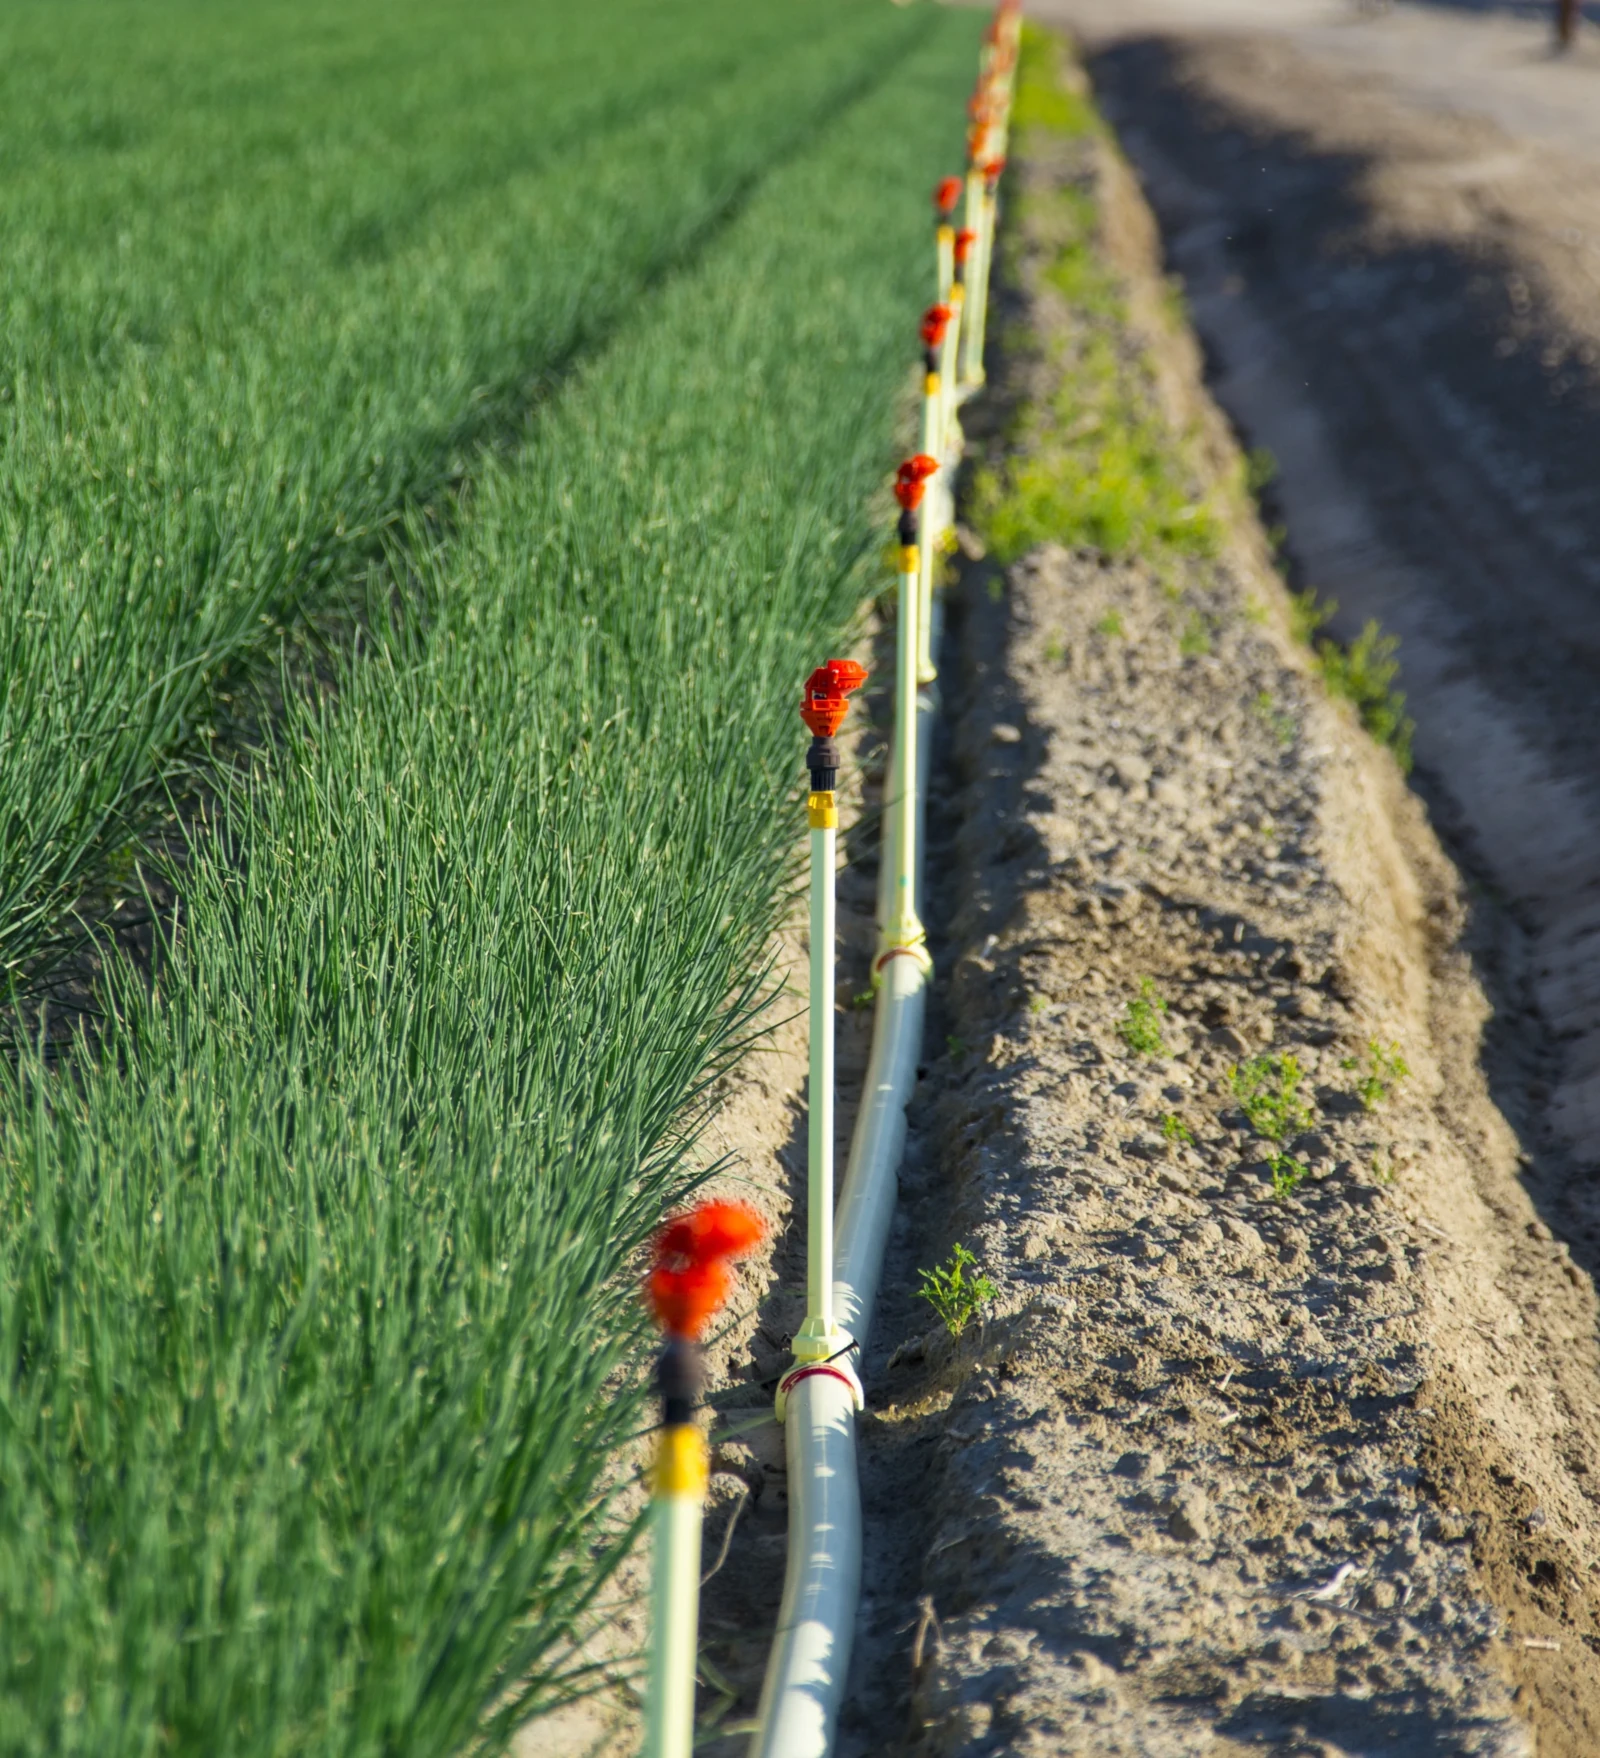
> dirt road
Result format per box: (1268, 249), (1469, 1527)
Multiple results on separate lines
(1033, 0), (1600, 1322)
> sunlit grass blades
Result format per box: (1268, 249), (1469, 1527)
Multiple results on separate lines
(0, 9), (980, 1753)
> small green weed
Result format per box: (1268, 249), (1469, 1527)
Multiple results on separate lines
(1119, 978), (1169, 1057)
(1290, 586), (1334, 647)
(1095, 608), (1126, 638)
(1319, 622), (1415, 771)
(1269, 1151), (1309, 1200)
(1371, 1151), (1397, 1187)
(1014, 24), (1097, 136)
(1044, 634), (1066, 664)
(1160, 1113), (1194, 1147)
(946, 1034), (968, 1060)
(1245, 446), (1279, 496)
(1028, 994), (1050, 1017)
(917, 1244), (998, 1339)
(1178, 610), (1212, 657)
(1289, 589), (1415, 770)
(1230, 1053), (1312, 1142)
(1243, 596), (1270, 627)
(1252, 690), (1297, 748)
(968, 86), (1222, 575)
(1343, 1038), (1409, 1110)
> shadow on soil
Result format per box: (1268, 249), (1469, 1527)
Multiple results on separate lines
(1086, 30), (1600, 1286)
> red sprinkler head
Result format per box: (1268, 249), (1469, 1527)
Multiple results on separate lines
(934, 176), (962, 216)
(893, 453), (939, 511)
(920, 304), (952, 349)
(647, 1200), (765, 1341)
(800, 660), (868, 740)
(954, 228), (977, 266)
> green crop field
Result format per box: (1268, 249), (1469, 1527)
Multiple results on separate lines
(0, 1), (980, 1752)
(0, 0), (957, 986)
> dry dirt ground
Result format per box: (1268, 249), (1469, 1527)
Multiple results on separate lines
(1034, 0), (1600, 1324)
(543, 22), (1600, 1755)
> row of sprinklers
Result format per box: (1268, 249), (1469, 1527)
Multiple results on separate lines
(639, 6), (1021, 1754)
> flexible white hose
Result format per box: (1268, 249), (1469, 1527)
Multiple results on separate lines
(747, 665), (936, 1758)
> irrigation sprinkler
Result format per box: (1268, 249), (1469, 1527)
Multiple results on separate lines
(781, 659), (868, 1404)
(643, 1201), (764, 1758)
(934, 175), (962, 305)
(879, 456), (937, 974)
(917, 306), (952, 687)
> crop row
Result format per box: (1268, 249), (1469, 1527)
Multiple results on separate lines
(0, 6), (980, 1754)
(0, 0), (928, 984)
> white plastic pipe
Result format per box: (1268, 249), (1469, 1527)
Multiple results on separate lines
(939, 283), (964, 459)
(643, 1430), (707, 1758)
(881, 546), (926, 960)
(971, 182), (996, 382)
(916, 392), (942, 688)
(958, 168), (985, 387)
(747, 669), (936, 1758)
(792, 796), (845, 1368)
(803, 807), (838, 1349)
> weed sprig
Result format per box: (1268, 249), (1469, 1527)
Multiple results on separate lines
(1345, 1038), (1409, 1110)
(1230, 1053), (1313, 1143)
(917, 1245), (999, 1339)
(1290, 590), (1415, 770)
(1119, 978), (1169, 1057)
(1269, 1152), (1309, 1200)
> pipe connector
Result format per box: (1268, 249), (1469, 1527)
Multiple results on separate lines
(654, 1332), (703, 1431)
(806, 737), (841, 798)
(775, 1344), (863, 1420)
(874, 930), (932, 980)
